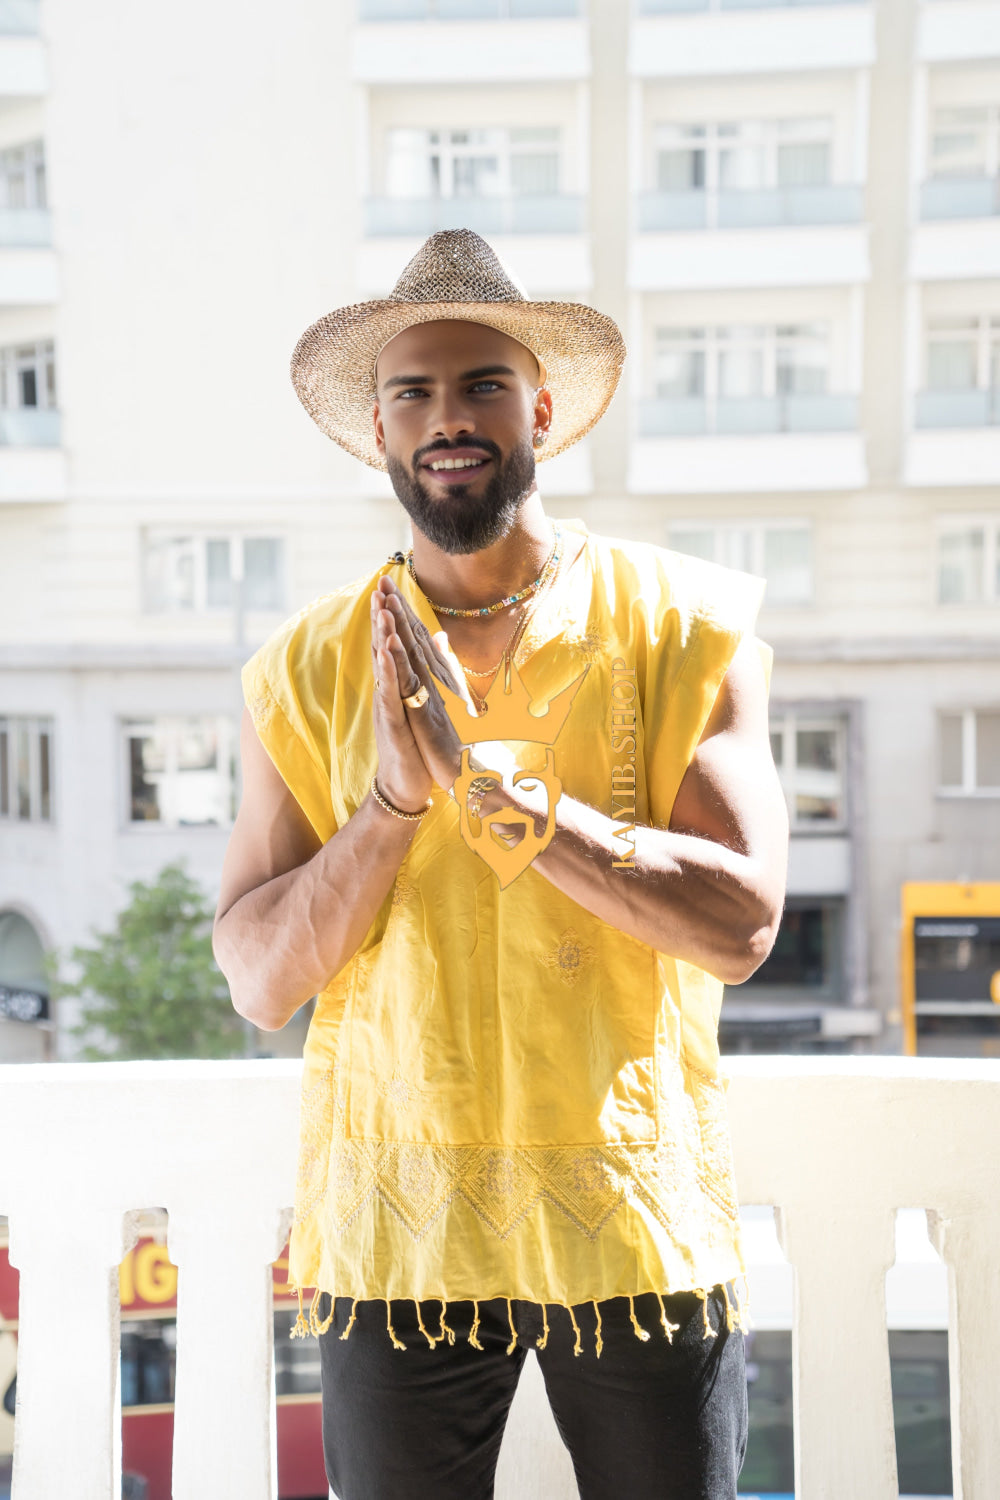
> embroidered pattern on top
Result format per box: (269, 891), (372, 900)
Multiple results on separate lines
(541, 928), (598, 987)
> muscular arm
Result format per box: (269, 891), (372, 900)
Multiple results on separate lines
(212, 707), (419, 1030)
(474, 636), (789, 984)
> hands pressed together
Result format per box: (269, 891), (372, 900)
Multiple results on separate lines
(369, 574), (481, 815)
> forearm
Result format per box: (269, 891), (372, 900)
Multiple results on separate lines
(475, 774), (779, 984)
(213, 790), (420, 1029)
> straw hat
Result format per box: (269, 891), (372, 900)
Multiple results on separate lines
(290, 228), (626, 471)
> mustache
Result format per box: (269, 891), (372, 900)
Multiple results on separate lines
(413, 438), (502, 467)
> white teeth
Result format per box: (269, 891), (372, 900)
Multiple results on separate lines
(429, 457), (484, 471)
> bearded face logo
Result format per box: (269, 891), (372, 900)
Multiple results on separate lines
(437, 659), (588, 887)
(453, 747), (563, 888)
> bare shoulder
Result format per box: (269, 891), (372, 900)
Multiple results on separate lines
(214, 707), (322, 925)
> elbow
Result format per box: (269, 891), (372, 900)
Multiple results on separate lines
(718, 904), (782, 987)
(213, 920), (292, 1032)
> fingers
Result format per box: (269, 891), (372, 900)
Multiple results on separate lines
(377, 576), (464, 694)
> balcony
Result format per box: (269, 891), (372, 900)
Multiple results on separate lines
(639, 183), (864, 232)
(630, 0), (874, 79)
(0, 410), (66, 502)
(907, 388), (1000, 487)
(631, 394), (866, 492)
(918, 0), (1000, 64)
(0, 210), (56, 304)
(639, 392), (859, 436)
(0, 1056), (997, 1497)
(365, 194), (585, 237)
(359, 0), (580, 15)
(920, 176), (1000, 222)
(0, 0), (38, 35)
(353, 0), (588, 83)
(0, 408), (59, 446)
(912, 179), (1000, 283)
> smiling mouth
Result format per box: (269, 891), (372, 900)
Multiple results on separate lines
(423, 456), (491, 480)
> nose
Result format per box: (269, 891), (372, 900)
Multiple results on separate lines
(429, 390), (477, 445)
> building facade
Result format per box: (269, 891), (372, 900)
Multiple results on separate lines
(1, 0), (998, 1060)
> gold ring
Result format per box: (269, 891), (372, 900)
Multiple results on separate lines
(403, 684), (430, 709)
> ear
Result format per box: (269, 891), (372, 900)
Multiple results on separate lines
(533, 385), (553, 438)
(373, 400), (385, 457)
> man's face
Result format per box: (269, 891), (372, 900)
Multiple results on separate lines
(373, 320), (551, 555)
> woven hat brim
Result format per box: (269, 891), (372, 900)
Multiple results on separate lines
(290, 299), (626, 471)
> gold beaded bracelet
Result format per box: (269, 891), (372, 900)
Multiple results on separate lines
(370, 775), (432, 821)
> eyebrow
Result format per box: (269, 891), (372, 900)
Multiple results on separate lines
(380, 364), (519, 391)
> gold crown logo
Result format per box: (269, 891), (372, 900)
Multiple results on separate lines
(438, 658), (589, 744)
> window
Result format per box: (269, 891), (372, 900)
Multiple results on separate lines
(669, 522), (813, 606)
(654, 325), (829, 402)
(939, 709), (1000, 795)
(926, 317), (1000, 392)
(769, 712), (846, 828)
(123, 717), (237, 828)
(738, 897), (846, 1005)
(928, 105), (1000, 180)
(0, 140), (46, 210)
(0, 342), (56, 411)
(654, 118), (832, 195)
(142, 534), (286, 613)
(0, 716), (53, 823)
(937, 518), (1000, 604)
(385, 126), (561, 200)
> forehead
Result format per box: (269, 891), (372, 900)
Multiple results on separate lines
(375, 319), (540, 384)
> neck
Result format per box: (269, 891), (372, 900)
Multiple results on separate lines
(408, 493), (555, 613)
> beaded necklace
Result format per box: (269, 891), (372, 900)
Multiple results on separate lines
(401, 526), (562, 618)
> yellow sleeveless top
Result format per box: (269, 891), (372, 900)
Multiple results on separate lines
(243, 519), (769, 1345)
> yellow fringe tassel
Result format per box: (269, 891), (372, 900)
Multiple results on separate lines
(306, 1287), (335, 1338)
(593, 1300), (603, 1359)
(386, 1301), (407, 1351)
(415, 1299), (439, 1349)
(656, 1292), (680, 1345)
(505, 1297), (518, 1355)
(536, 1303), (550, 1351)
(568, 1303), (583, 1358)
(290, 1286), (309, 1341)
(699, 1288), (718, 1341)
(721, 1281), (737, 1333)
(469, 1300), (484, 1351)
(628, 1295), (651, 1343)
(339, 1297), (358, 1342)
(439, 1302), (456, 1347)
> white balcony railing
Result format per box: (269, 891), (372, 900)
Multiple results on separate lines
(639, 392), (859, 436)
(0, 209), (50, 248)
(638, 0), (866, 11)
(0, 409), (59, 446)
(915, 388), (1000, 430)
(639, 184), (865, 231)
(358, 0), (580, 18)
(920, 176), (1000, 221)
(364, 194), (586, 237)
(1, 1057), (999, 1498)
(0, 0), (38, 36)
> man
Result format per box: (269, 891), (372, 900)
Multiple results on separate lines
(213, 229), (788, 1500)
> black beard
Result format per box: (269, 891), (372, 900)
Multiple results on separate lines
(385, 435), (537, 556)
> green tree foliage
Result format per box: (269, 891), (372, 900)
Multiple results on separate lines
(53, 862), (244, 1060)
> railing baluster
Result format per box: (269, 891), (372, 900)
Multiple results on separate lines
(168, 1205), (287, 1500)
(775, 1203), (898, 1499)
(928, 1207), (1000, 1500)
(8, 1207), (133, 1500)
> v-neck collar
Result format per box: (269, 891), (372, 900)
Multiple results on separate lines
(396, 519), (593, 679)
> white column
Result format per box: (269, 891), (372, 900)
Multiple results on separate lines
(928, 1207), (1000, 1500)
(775, 1202), (899, 1500)
(168, 1204), (288, 1500)
(8, 1206), (133, 1500)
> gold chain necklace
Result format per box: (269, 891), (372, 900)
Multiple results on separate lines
(459, 546), (562, 715)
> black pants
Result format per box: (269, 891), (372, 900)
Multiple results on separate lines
(318, 1284), (748, 1500)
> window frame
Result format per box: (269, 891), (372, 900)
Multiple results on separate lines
(768, 709), (849, 833)
(937, 708), (1000, 798)
(383, 124), (564, 201)
(667, 519), (814, 607)
(925, 315), (1000, 393)
(653, 323), (831, 406)
(935, 514), (1000, 605)
(0, 715), (55, 825)
(140, 530), (289, 615)
(120, 715), (238, 831)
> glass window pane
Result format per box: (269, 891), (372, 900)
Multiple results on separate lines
(769, 728), (783, 768)
(940, 714), (964, 788)
(718, 329), (764, 397)
(777, 328), (828, 396)
(19, 367), (37, 408)
(243, 538), (285, 611)
(15, 721), (31, 819)
(38, 728), (50, 821)
(928, 337), (977, 391)
(129, 733), (162, 822)
(174, 720), (227, 826)
(657, 149), (704, 192)
(938, 527), (985, 604)
(794, 726), (841, 823)
(0, 725), (8, 816)
(719, 526), (755, 573)
(930, 106), (990, 177)
(205, 539), (232, 609)
(763, 526), (812, 605)
(511, 152), (559, 196)
(777, 141), (829, 187)
(670, 528), (716, 562)
(975, 712), (1000, 788)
